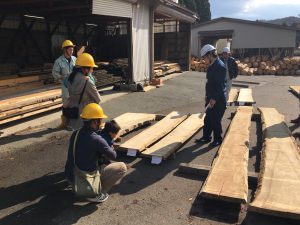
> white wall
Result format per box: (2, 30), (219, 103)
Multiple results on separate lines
(132, 0), (151, 83)
(192, 20), (297, 57)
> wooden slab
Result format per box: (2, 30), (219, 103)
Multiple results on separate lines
(141, 113), (204, 164)
(118, 111), (188, 157)
(113, 113), (157, 136)
(200, 106), (253, 203)
(289, 85), (300, 97)
(227, 88), (238, 105)
(249, 108), (300, 219)
(237, 88), (255, 105)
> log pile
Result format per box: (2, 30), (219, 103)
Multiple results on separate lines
(154, 61), (182, 77)
(237, 56), (300, 76)
(190, 56), (209, 72)
(191, 55), (300, 76)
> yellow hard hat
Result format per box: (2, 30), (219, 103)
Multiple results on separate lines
(75, 53), (98, 68)
(62, 40), (75, 49)
(80, 103), (108, 119)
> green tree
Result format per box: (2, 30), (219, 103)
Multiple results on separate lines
(179, 0), (211, 23)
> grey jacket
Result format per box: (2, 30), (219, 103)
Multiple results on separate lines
(65, 72), (101, 129)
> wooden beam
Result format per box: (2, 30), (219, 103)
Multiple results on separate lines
(118, 111), (188, 157)
(249, 107), (300, 220)
(141, 113), (204, 164)
(200, 106), (253, 204)
(178, 163), (258, 185)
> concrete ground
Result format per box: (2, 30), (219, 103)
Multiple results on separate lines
(0, 71), (300, 225)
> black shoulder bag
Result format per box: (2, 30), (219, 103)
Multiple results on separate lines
(63, 80), (88, 119)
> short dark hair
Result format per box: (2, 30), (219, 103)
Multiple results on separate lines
(103, 120), (121, 134)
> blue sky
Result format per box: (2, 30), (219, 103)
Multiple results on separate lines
(209, 0), (300, 20)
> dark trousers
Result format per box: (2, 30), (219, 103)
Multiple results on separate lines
(203, 101), (226, 142)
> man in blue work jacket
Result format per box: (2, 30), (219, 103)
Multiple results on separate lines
(196, 44), (227, 146)
(52, 40), (76, 129)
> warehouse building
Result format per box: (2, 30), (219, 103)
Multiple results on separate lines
(192, 17), (297, 58)
(0, 0), (197, 88)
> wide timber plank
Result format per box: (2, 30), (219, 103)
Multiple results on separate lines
(200, 106), (253, 203)
(249, 108), (300, 219)
(141, 113), (204, 162)
(227, 88), (238, 104)
(118, 111), (187, 156)
(113, 113), (158, 136)
(237, 88), (255, 105)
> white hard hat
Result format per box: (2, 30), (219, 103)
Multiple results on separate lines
(200, 44), (216, 57)
(222, 47), (230, 53)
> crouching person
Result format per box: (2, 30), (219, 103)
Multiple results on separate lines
(64, 103), (127, 203)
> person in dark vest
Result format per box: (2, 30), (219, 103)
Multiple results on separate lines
(196, 44), (227, 146)
(220, 47), (238, 101)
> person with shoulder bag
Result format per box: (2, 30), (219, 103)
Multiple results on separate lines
(63, 53), (101, 130)
(64, 103), (127, 203)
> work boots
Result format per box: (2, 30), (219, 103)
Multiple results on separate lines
(291, 115), (300, 123)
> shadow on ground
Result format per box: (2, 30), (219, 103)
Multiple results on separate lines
(0, 173), (98, 225)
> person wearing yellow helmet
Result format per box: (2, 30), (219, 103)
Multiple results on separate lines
(63, 53), (102, 130)
(64, 103), (127, 203)
(52, 40), (76, 129)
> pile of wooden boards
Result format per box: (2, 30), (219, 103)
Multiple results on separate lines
(116, 111), (205, 164)
(92, 70), (122, 88)
(237, 56), (300, 76)
(0, 73), (56, 99)
(0, 88), (61, 126)
(154, 61), (182, 77)
(96, 58), (129, 78)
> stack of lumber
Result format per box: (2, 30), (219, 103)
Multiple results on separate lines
(0, 64), (18, 77)
(191, 56), (209, 72)
(0, 74), (56, 99)
(0, 89), (61, 125)
(97, 58), (129, 78)
(200, 106), (253, 203)
(92, 70), (122, 88)
(154, 61), (182, 77)
(237, 88), (255, 105)
(237, 56), (300, 76)
(249, 108), (300, 219)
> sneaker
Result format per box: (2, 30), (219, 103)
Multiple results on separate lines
(86, 193), (109, 203)
(195, 137), (211, 144)
(211, 140), (222, 147)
